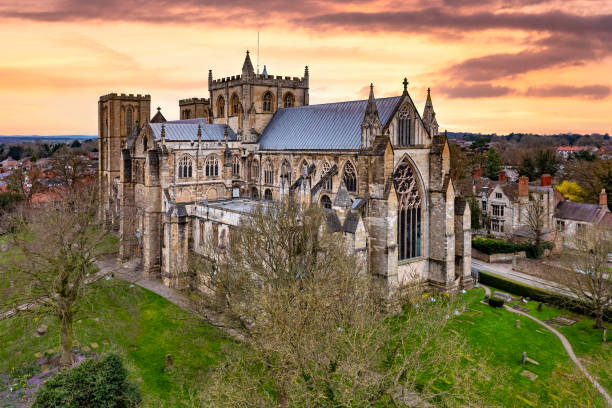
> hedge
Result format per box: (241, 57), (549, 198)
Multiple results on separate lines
(478, 270), (611, 321)
(472, 236), (553, 258)
(472, 237), (530, 255)
(488, 297), (505, 308)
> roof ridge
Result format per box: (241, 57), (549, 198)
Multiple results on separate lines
(279, 95), (401, 111)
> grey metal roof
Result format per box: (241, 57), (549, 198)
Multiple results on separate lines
(259, 96), (401, 150)
(149, 121), (237, 142)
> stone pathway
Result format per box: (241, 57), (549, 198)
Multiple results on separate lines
(113, 260), (244, 340)
(480, 284), (612, 407)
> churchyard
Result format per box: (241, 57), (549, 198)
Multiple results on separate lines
(0, 237), (610, 407)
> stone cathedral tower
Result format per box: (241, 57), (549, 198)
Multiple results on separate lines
(98, 93), (151, 227)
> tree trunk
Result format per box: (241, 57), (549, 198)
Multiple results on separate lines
(595, 314), (604, 330)
(60, 313), (74, 367)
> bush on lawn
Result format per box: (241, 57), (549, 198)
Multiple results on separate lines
(488, 297), (505, 308)
(33, 354), (141, 408)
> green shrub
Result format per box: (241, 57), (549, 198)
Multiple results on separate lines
(488, 297), (505, 308)
(33, 354), (141, 408)
(472, 237), (530, 255)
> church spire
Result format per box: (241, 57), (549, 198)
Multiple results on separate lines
(364, 83), (379, 118)
(361, 83), (382, 149)
(242, 50), (255, 79)
(423, 87), (439, 136)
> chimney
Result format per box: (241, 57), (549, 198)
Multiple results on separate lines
(518, 176), (529, 197)
(540, 174), (552, 187)
(473, 167), (482, 180)
(498, 170), (507, 182)
(600, 189), (608, 209)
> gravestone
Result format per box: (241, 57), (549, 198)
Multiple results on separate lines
(165, 354), (173, 370)
(520, 370), (538, 381)
(521, 351), (527, 366)
(493, 291), (512, 302)
(516, 319), (520, 328)
(537, 303), (543, 312)
(36, 325), (47, 336)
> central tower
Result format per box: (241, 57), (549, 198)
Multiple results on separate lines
(208, 51), (309, 137)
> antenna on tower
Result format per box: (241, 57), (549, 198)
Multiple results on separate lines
(257, 31), (260, 75)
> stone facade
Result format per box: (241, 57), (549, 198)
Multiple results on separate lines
(99, 52), (473, 292)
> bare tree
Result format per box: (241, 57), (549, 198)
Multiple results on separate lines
(559, 226), (612, 330)
(190, 198), (482, 407)
(5, 181), (112, 366)
(50, 147), (88, 186)
(524, 195), (547, 257)
(7, 167), (44, 203)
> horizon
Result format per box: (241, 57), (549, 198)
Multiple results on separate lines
(1, 0), (611, 135)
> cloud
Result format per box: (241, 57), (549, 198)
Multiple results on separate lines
(525, 84), (611, 99)
(438, 83), (514, 98)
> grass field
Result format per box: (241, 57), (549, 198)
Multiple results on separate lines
(448, 287), (609, 407)
(0, 245), (609, 407)
(0, 279), (240, 407)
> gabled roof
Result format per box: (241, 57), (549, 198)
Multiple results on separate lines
(258, 96), (401, 150)
(149, 122), (237, 142)
(150, 108), (166, 123)
(473, 178), (518, 201)
(555, 201), (602, 223)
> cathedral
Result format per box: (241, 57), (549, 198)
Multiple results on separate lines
(98, 51), (473, 291)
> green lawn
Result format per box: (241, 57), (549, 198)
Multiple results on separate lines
(1, 262), (609, 407)
(505, 293), (612, 397)
(449, 287), (608, 407)
(0, 279), (241, 407)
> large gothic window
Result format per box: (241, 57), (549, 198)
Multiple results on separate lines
(283, 93), (295, 108)
(394, 161), (422, 260)
(178, 155), (193, 178)
(232, 155), (240, 177)
(264, 160), (274, 184)
(231, 94), (240, 116)
(263, 92), (273, 113)
(280, 160), (291, 185)
(251, 159), (259, 180)
(126, 107), (133, 135)
(217, 96), (225, 117)
(398, 105), (410, 146)
(320, 161), (333, 190)
(343, 161), (357, 192)
(205, 155), (219, 177)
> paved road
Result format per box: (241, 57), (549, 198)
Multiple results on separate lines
(471, 259), (575, 298)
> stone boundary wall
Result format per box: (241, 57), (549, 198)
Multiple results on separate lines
(513, 257), (566, 281)
(472, 248), (526, 263)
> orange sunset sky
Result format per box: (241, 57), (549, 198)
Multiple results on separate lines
(0, 0), (611, 135)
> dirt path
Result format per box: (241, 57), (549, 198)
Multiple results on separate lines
(481, 284), (612, 407)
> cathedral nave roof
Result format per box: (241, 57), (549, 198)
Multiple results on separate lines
(258, 96), (401, 150)
(149, 121), (237, 142)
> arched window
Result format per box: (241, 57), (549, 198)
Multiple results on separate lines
(398, 105), (410, 146)
(321, 195), (332, 209)
(263, 92), (273, 113)
(299, 159), (309, 177)
(182, 109), (191, 120)
(230, 94), (240, 116)
(205, 155), (219, 177)
(343, 161), (357, 192)
(320, 161), (333, 190)
(126, 107), (133, 135)
(232, 155), (240, 177)
(178, 155), (193, 179)
(251, 187), (259, 198)
(264, 161), (274, 184)
(280, 160), (291, 185)
(217, 96), (225, 117)
(252, 160), (259, 180)
(283, 93), (295, 108)
(264, 188), (273, 200)
(394, 161), (422, 260)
